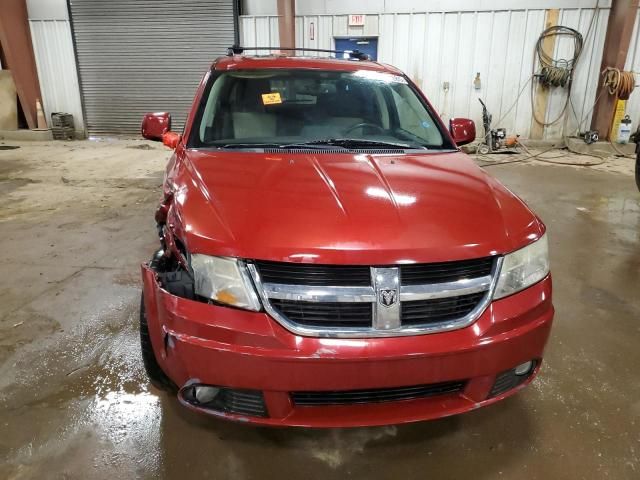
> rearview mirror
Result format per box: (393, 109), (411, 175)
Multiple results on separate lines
(449, 118), (476, 146)
(141, 112), (171, 141)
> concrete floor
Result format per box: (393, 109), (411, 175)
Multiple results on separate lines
(0, 140), (638, 479)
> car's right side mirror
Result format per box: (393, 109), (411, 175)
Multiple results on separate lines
(449, 118), (476, 146)
(141, 112), (171, 141)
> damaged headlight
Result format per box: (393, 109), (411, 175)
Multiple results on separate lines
(191, 255), (261, 311)
(494, 233), (550, 299)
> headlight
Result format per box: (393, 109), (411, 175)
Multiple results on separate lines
(494, 233), (549, 299)
(191, 254), (261, 311)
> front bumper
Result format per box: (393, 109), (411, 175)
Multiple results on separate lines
(141, 265), (554, 427)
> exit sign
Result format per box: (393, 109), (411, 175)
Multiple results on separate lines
(349, 14), (365, 26)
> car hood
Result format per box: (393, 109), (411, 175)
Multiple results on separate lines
(172, 149), (543, 264)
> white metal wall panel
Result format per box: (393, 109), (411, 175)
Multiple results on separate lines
(29, 19), (85, 134)
(513, 10), (547, 137)
(239, 16), (279, 55)
(70, 0), (236, 136)
(377, 8), (610, 139)
(545, 8), (609, 139)
(241, 0), (614, 16)
(240, 14), (379, 54)
(240, 5), (618, 140)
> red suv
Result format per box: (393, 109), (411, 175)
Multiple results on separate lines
(140, 50), (553, 427)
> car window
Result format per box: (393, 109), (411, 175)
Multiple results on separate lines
(389, 86), (442, 145)
(190, 69), (447, 149)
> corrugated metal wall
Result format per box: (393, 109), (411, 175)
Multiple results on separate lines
(29, 19), (85, 134)
(69, 0), (236, 136)
(240, 7), (617, 140)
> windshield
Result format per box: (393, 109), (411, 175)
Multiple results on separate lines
(189, 69), (450, 150)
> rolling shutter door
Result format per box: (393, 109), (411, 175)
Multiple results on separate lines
(69, 0), (236, 136)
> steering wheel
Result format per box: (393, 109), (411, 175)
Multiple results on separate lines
(342, 123), (386, 135)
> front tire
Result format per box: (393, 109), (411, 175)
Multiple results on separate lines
(140, 293), (175, 391)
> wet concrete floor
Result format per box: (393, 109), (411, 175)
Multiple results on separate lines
(0, 140), (638, 479)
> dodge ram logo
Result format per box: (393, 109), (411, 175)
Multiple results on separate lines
(379, 289), (398, 307)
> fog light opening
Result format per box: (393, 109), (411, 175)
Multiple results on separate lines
(194, 385), (221, 404)
(514, 360), (534, 376)
(180, 383), (269, 418)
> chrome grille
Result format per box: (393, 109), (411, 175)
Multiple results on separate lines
(249, 256), (501, 338)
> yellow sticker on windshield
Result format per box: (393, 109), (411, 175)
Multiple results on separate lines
(261, 92), (282, 105)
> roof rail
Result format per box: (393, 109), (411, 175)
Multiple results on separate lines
(226, 45), (370, 61)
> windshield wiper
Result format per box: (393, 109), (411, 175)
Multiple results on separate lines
(212, 139), (428, 150)
(215, 143), (280, 149)
(276, 142), (349, 150)
(295, 138), (426, 150)
(215, 142), (348, 150)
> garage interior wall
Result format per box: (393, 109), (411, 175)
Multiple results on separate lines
(68, 0), (236, 136)
(239, 0), (640, 141)
(27, 0), (85, 135)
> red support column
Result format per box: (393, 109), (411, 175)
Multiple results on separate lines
(590, 0), (639, 139)
(0, 0), (42, 129)
(277, 0), (295, 53)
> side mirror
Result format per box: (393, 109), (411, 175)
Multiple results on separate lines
(162, 131), (181, 150)
(141, 112), (171, 141)
(449, 118), (476, 146)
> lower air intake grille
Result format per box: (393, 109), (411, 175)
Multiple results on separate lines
(490, 361), (537, 398)
(292, 380), (466, 406)
(182, 385), (268, 417)
(218, 389), (268, 417)
(270, 299), (372, 327)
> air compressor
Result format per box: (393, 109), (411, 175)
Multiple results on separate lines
(476, 98), (518, 154)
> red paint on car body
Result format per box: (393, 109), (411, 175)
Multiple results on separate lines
(140, 54), (554, 426)
(166, 149), (544, 264)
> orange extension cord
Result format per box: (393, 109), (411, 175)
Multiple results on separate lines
(602, 67), (636, 100)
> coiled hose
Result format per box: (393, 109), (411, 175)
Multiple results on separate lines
(539, 65), (572, 88)
(532, 26), (584, 126)
(602, 67), (636, 100)
(536, 26), (583, 88)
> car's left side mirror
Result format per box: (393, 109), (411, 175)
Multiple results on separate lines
(141, 112), (171, 141)
(449, 118), (476, 146)
(162, 131), (181, 150)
